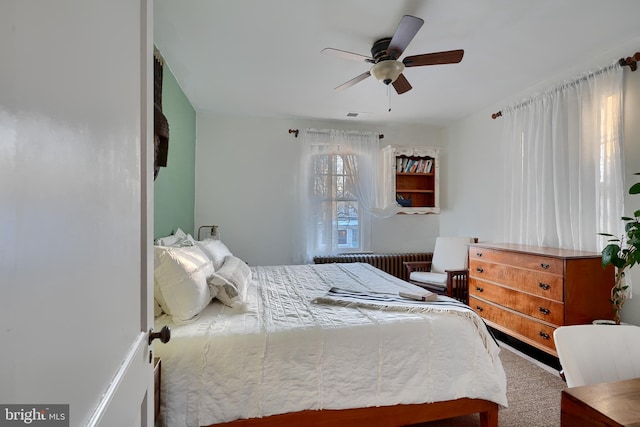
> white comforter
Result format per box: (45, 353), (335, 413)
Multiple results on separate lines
(154, 263), (507, 427)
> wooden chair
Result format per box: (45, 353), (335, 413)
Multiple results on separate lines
(403, 237), (477, 303)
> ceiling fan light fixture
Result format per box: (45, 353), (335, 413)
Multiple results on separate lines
(370, 60), (405, 85)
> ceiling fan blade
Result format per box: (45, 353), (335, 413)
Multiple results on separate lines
(403, 49), (464, 67)
(392, 73), (412, 95)
(335, 71), (371, 91)
(387, 15), (424, 59)
(322, 48), (374, 63)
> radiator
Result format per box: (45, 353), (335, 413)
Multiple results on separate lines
(313, 252), (433, 282)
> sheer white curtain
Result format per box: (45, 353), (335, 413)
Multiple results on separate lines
(296, 129), (397, 263)
(503, 63), (625, 251)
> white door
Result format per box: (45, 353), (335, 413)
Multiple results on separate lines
(0, 1), (156, 426)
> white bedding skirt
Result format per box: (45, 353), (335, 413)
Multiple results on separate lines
(154, 263), (507, 427)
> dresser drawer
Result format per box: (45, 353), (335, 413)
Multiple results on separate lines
(469, 259), (563, 301)
(469, 246), (564, 275)
(470, 296), (557, 353)
(469, 279), (564, 325)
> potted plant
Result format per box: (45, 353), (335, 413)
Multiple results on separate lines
(600, 173), (640, 324)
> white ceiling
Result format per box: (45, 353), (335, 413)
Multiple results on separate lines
(154, 0), (640, 127)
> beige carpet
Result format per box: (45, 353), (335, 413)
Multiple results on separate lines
(412, 344), (567, 427)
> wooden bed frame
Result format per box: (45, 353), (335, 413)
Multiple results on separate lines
(208, 398), (499, 427)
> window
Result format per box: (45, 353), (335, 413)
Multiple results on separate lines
(502, 64), (624, 251)
(311, 153), (365, 252)
(298, 129), (381, 263)
(596, 91), (625, 244)
(599, 94), (618, 183)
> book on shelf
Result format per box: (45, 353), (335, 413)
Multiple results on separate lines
(396, 193), (412, 207)
(396, 157), (435, 173)
(399, 157), (409, 172)
(405, 159), (415, 172)
(425, 159), (433, 173)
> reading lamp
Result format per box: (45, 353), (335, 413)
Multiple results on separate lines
(198, 225), (219, 241)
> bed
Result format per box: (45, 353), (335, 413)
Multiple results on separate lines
(152, 236), (507, 427)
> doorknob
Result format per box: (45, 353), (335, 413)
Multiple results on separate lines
(148, 326), (171, 345)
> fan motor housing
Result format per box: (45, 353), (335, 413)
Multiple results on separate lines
(371, 37), (393, 62)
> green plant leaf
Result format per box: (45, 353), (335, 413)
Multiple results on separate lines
(629, 251), (640, 268)
(626, 222), (638, 232)
(601, 244), (622, 267)
(630, 182), (640, 194)
(598, 232), (616, 237)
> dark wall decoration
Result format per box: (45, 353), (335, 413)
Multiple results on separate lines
(154, 49), (170, 180)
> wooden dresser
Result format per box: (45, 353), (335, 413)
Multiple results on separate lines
(468, 243), (615, 356)
(154, 357), (161, 424)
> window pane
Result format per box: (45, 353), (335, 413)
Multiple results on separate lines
(310, 153), (362, 252)
(336, 155), (343, 174)
(338, 229), (347, 245)
(343, 176), (356, 200)
(312, 155), (330, 197)
(316, 200), (334, 247)
(336, 201), (359, 249)
(314, 155), (329, 174)
(336, 176), (344, 198)
(313, 175), (328, 197)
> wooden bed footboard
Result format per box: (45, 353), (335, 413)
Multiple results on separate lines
(206, 398), (499, 427)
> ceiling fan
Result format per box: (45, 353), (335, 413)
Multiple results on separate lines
(322, 15), (464, 95)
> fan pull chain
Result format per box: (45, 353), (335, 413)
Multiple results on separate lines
(388, 85), (391, 112)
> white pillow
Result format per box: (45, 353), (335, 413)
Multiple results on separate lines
(173, 233), (196, 247)
(152, 230), (199, 320)
(196, 239), (233, 270)
(153, 231), (196, 270)
(207, 256), (251, 309)
(154, 298), (164, 318)
(154, 245), (215, 321)
(154, 228), (188, 246)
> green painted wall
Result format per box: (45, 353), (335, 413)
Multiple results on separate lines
(154, 63), (196, 239)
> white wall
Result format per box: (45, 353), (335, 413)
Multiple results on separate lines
(441, 107), (506, 241)
(442, 37), (640, 325)
(195, 115), (445, 266)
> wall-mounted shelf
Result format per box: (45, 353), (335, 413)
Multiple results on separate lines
(383, 145), (440, 214)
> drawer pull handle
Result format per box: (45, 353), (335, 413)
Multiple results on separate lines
(539, 307), (550, 315)
(539, 331), (550, 340)
(538, 282), (550, 290)
(476, 252), (483, 257)
(476, 267), (484, 273)
(540, 263), (550, 269)
(476, 286), (484, 292)
(475, 306), (484, 312)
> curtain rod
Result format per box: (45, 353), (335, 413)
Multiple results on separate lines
(288, 129), (384, 139)
(491, 51), (640, 120)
